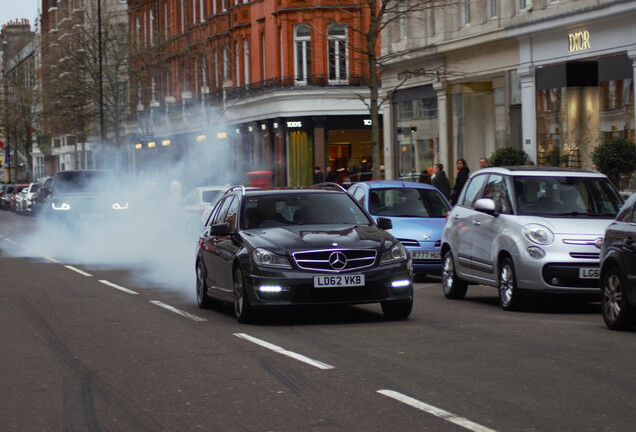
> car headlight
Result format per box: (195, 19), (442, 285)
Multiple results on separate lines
(252, 248), (291, 269)
(52, 202), (71, 211)
(523, 223), (554, 245)
(380, 243), (408, 264)
(112, 202), (129, 210)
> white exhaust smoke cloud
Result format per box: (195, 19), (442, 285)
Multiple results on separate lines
(3, 110), (249, 301)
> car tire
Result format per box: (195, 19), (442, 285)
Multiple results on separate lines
(442, 250), (467, 299)
(233, 267), (255, 323)
(196, 260), (217, 309)
(499, 257), (522, 311)
(601, 266), (635, 331)
(381, 300), (413, 320)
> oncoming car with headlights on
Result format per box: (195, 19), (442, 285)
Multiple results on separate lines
(41, 170), (130, 225)
(195, 186), (413, 323)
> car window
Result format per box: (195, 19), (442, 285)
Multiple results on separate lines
(368, 187), (450, 217)
(350, 186), (365, 206)
(480, 175), (512, 214)
(212, 196), (234, 225)
(460, 174), (488, 208)
(242, 192), (371, 228)
(201, 190), (221, 203)
(181, 189), (198, 205)
(514, 176), (622, 217)
(223, 196), (239, 231)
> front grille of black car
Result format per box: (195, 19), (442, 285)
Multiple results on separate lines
(292, 249), (377, 272)
(291, 282), (385, 304)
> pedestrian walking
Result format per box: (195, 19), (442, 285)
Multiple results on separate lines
(431, 163), (451, 199)
(313, 166), (324, 184)
(450, 158), (469, 204)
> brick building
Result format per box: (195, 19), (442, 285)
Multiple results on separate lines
(128, 0), (381, 187)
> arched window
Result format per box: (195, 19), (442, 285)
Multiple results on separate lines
(328, 23), (348, 83)
(294, 24), (311, 84)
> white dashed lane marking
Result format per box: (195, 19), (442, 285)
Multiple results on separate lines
(64, 265), (93, 277)
(150, 300), (207, 322)
(378, 390), (499, 432)
(234, 332), (335, 370)
(98, 279), (139, 295)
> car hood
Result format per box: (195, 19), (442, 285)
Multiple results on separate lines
(511, 215), (614, 236)
(240, 224), (396, 254)
(381, 217), (446, 241)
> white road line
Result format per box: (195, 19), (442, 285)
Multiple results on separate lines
(234, 333), (335, 370)
(42, 256), (59, 263)
(64, 265), (93, 277)
(149, 300), (207, 322)
(377, 390), (498, 432)
(4, 238), (17, 245)
(98, 280), (139, 295)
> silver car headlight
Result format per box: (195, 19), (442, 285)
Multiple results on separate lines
(380, 243), (408, 264)
(52, 201), (71, 211)
(252, 248), (291, 269)
(523, 223), (554, 245)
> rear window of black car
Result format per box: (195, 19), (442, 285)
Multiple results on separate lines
(242, 192), (371, 228)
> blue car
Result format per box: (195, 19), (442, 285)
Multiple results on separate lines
(347, 181), (451, 277)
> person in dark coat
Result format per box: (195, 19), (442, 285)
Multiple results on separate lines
(313, 166), (324, 184)
(450, 158), (469, 204)
(431, 163), (451, 199)
(325, 165), (338, 183)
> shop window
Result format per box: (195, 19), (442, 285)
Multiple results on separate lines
(294, 24), (311, 85)
(328, 24), (348, 83)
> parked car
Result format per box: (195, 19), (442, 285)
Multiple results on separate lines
(30, 177), (53, 215)
(179, 185), (230, 236)
(441, 166), (623, 310)
(16, 182), (41, 213)
(196, 186), (413, 322)
(0, 184), (15, 210)
(347, 180), (451, 277)
(0, 184), (8, 203)
(3, 183), (29, 211)
(599, 192), (636, 330)
(41, 170), (129, 224)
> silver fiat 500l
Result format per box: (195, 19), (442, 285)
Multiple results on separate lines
(441, 166), (623, 310)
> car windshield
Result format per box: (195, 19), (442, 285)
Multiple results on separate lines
(514, 176), (622, 217)
(201, 190), (221, 203)
(368, 187), (450, 217)
(242, 192), (371, 228)
(53, 171), (117, 194)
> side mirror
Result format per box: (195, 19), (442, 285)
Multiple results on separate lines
(39, 187), (51, 198)
(210, 222), (230, 236)
(376, 217), (393, 230)
(474, 198), (497, 216)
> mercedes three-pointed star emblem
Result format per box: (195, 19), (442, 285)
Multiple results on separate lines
(329, 251), (347, 270)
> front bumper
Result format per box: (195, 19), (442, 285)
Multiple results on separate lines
(244, 261), (413, 307)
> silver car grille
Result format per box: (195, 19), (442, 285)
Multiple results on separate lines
(292, 249), (377, 272)
(569, 252), (600, 259)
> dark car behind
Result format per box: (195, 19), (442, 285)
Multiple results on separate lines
(41, 170), (129, 224)
(600, 192), (636, 330)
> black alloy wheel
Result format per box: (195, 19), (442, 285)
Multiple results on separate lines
(233, 267), (255, 323)
(196, 260), (215, 309)
(602, 266), (635, 330)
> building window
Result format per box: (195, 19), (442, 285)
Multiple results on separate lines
(516, 0), (528, 12)
(487, 0), (497, 19)
(398, 3), (407, 40)
(328, 23), (348, 83)
(261, 33), (266, 80)
(294, 24), (311, 84)
(223, 45), (230, 82)
(243, 38), (250, 85)
(462, 0), (471, 25)
(149, 8), (154, 43)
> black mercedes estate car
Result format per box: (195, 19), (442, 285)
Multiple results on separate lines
(196, 186), (413, 323)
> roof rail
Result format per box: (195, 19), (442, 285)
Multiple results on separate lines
(227, 185), (247, 195)
(311, 182), (347, 192)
